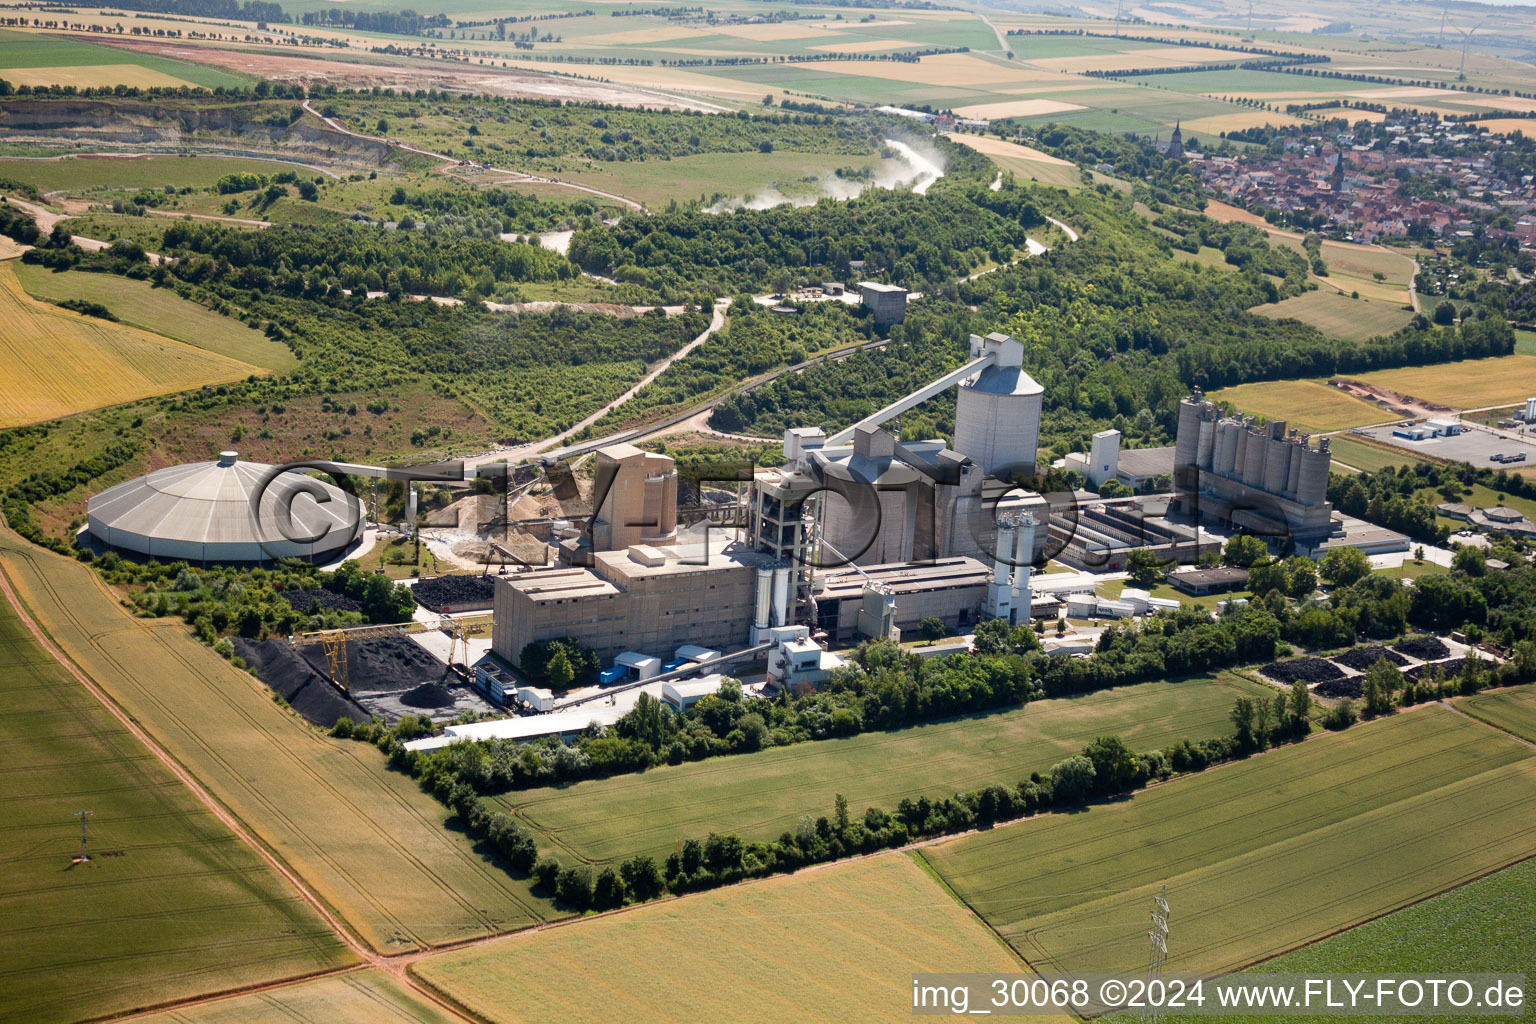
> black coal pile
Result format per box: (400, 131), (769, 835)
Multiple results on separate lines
(1406, 659), (1466, 682)
(1262, 658), (1345, 684)
(233, 638), (367, 728)
(293, 633), (448, 694)
(281, 588), (362, 614)
(1314, 677), (1364, 699)
(1332, 645), (1408, 671)
(413, 575), (496, 611)
(402, 681), (455, 708)
(1394, 635), (1451, 661)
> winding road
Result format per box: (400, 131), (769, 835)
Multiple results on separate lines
(302, 100), (644, 211)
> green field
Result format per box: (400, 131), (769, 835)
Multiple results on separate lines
(505, 672), (1275, 866)
(1326, 435), (1426, 473)
(0, 30), (249, 89)
(1209, 379), (1385, 433)
(1458, 686), (1536, 745)
(1516, 329), (1536, 356)
(0, 526), (557, 952)
(1253, 289), (1415, 343)
(922, 707), (1536, 975)
(412, 852), (1052, 1024)
(0, 594), (353, 1024)
(0, 155), (309, 193)
(15, 264), (298, 371)
(130, 969), (457, 1024)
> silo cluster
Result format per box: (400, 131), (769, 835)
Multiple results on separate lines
(1174, 391), (1332, 507)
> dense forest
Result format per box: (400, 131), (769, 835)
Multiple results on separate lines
(569, 180), (1043, 297)
(713, 183), (1515, 458)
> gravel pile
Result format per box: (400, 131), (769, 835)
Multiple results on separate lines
(413, 575), (497, 611)
(1394, 636), (1451, 661)
(1262, 658), (1346, 684)
(1331, 645), (1408, 671)
(401, 681), (455, 709)
(233, 638), (367, 728)
(1406, 659), (1467, 682)
(281, 588), (363, 614)
(1314, 677), (1364, 699)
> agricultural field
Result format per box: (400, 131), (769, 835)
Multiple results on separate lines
(0, 597), (354, 1024)
(0, 262), (264, 428)
(945, 131), (1116, 190)
(0, 528), (558, 951)
(921, 707), (1536, 975)
(14, 264), (298, 371)
(0, 155), (324, 193)
(412, 853), (1050, 1024)
(1345, 355), (1536, 411)
(503, 672), (1275, 865)
(1208, 379), (1384, 433)
(0, 29), (248, 90)
(129, 970), (457, 1024)
(1457, 685), (1536, 745)
(1326, 435), (1425, 474)
(1252, 289), (1415, 343)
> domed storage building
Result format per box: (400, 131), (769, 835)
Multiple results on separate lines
(87, 451), (363, 564)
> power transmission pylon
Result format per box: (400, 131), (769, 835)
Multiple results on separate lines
(1145, 885), (1170, 1024)
(75, 810), (93, 863)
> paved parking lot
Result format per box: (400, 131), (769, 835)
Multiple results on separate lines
(1351, 424), (1536, 468)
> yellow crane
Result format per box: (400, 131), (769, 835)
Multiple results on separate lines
(290, 617), (476, 694)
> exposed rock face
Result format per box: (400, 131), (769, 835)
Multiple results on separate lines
(0, 98), (395, 166)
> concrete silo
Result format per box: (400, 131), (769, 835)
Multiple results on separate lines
(953, 333), (1043, 478)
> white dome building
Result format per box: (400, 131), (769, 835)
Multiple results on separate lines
(87, 451), (363, 564)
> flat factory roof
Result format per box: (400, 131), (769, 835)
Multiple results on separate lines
(403, 705), (627, 751)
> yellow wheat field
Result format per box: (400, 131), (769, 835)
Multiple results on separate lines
(952, 97), (1086, 118)
(811, 38), (919, 52)
(0, 64), (193, 89)
(0, 262), (262, 426)
(1477, 118), (1536, 137)
(797, 52), (1060, 86)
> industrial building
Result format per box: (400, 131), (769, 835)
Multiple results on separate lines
(492, 332), (1056, 675)
(1171, 391), (1335, 550)
(858, 281), (908, 325)
(87, 451), (363, 564)
(1059, 429), (1176, 494)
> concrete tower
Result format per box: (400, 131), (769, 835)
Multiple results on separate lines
(954, 333), (1043, 480)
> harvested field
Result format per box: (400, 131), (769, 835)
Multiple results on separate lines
(923, 707), (1536, 975)
(0, 590), (354, 1024)
(413, 574), (497, 611)
(0, 262), (263, 428)
(950, 98), (1086, 119)
(1476, 118), (1536, 137)
(1208, 379), (1384, 433)
(1332, 645), (1409, 671)
(412, 853), (1049, 1024)
(1395, 635), (1451, 661)
(1252, 289), (1415, 343)
(793, 52), (1057, 87)
(1346, 356), (1536, 411)
(1457, 685), (1536, 744)
(1261, 657), (1345, 684)
(128, 969), (458, 1024)
(504, 673), (1273, 865)
(0, 526), (556, 950)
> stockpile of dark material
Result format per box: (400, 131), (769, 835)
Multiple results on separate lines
(413, 575), (496, 611)
(1314, 677), (1364, 699)
(235, 633), (450, 727)
(1407, 659), (1466, 682)
(1262, 658), (1345, 684)
(402, 681), (455, 708)
(233, 637), (367, 728)
(1331, 645), (1408, 671)
(281, 588), (363, 614)
(1394, 635), (1451, 661)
